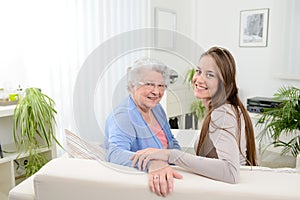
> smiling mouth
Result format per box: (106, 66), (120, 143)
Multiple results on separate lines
(147, 96), (159, 101)
(195, 83), (208, 90)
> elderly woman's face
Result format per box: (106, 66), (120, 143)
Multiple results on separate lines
(132, 69), (166, 111)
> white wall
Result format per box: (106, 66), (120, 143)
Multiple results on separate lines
(146, 0), (300, 126)
(194, 0), (300, 104)
(148, 0), (199, 129)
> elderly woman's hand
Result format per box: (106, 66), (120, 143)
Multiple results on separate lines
(148, 160), (183, 197)
(130, 148), (170, 170)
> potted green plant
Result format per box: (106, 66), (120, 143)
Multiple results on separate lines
(13, 87), (61, 176)
(256, 86), (300, 157)
(184, 68), (206, 122)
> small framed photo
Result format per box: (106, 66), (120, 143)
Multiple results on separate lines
(239, 8), (269, 47)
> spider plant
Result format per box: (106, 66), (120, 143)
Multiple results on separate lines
(13, 87), (61, 176)
(257, 86), (300, 157)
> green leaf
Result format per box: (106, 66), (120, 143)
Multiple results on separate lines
(13, 87), (63, 176)
(183, 68), (195, 89)
(256, 86), (300, 157)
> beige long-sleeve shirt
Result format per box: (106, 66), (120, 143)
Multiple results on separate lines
(169, 104), (247, 184)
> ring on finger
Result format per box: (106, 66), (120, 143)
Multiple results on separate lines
(153, 175), (159, 180)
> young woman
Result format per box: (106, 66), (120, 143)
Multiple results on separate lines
(130, 47), (258, 195)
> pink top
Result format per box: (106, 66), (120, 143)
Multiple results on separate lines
(150, 121), (168, 149)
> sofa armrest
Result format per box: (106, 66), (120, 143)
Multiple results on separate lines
(8, 175), (35, 200)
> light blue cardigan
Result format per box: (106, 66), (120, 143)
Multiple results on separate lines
(104, 96), (181, 168)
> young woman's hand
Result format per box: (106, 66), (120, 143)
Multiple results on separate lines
(130, 148), (170, 170)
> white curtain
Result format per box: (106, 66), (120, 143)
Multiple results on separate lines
(285, 0), (300, 76)
(0, 0), (149, 156)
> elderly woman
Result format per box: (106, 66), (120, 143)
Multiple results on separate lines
(104, 58), (181, 182)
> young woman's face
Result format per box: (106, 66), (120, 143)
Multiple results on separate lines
(192, 55), (219, 100)
(131, 70), (166, 112)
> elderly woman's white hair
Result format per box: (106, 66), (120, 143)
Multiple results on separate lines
(127, 57), (170, 91)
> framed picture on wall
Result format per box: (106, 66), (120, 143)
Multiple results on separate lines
(239, 8), (269, 47)
(154, 7), (177, 50)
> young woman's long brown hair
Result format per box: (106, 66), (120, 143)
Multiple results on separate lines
(196, 47), (257, 166)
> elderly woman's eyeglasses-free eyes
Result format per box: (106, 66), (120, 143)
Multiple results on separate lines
(137, 81), (167, 91)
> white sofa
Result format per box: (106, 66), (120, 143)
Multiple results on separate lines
(8, 156), (300, 200)
(8, 129), (300, 200)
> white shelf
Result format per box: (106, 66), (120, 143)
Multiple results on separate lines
(0, 104), (55, 199)
(0, 146), (53, 200)
(0, 143), (52, 164)
(0, 105), (15, 117)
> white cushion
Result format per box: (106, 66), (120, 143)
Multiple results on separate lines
(64, 129), (106, 161)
